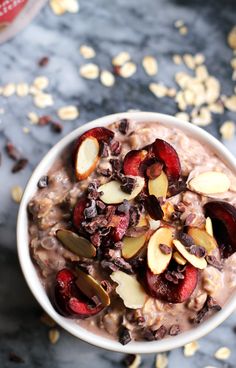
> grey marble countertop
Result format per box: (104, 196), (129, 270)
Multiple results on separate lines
(0, 0), (236, 367)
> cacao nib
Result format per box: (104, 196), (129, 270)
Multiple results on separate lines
(110, 158), (122, 175)
(101, 260), (118, 271)
(37, 175), (49, 189)
(90, 232), (101, 247)
(154, 325), (167, 340)
(5, 142), (21, 161)
(129, 256), (145, 270)
(125, 226), (149, 237)
(135, 191), (148, 204)
(82, 215), (108, 233)
(171, 211), (181, 221)
(38, 56), (49, 67)
(143, 328), (155, 341)
(189, 245), (206, 258)
(99, 141), (109, 158)
(168, 176), (187, 196)
(146, 162), (163, 179)
(12, 158), (28, 173)
(185, 213), (196, 226)
(117, 199), (130, 214)
(96, 200), (106, 211)
(114, 241), (123, 249)
(8, 352), (25, 364)
(113, 257), (134, 274)
(120, 176), (137, 194)
(101, 280), (112, 293)
(84, 200), (97, 219)
(119, 326), (131, 345)
(87, 182), (101, 200)
(193, 295), (221, 324)
(165, 270), (184, 284)
(169, 324), (181, 336)
(206, 255), (223, 271)
(123, 354), (136, 367)
(129, 205), (141, 227)
(118, 119), (129, 135)
(159, 243), (172, 255)
(77, 262), (94, 275)
(178, 232), (194, 247)
(110, 140), (122, 156)
(96, 167), (112, 177)
(51, 122), (63, 133)
(144, 195), (163, 220)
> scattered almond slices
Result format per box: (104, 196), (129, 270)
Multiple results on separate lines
(100, 70), (115, 87)
(142, 56), (158, 76)
(79, 45), (96, 59)
(98, 177), (145, 204)
(188, 228), (218, 254)
(183, 341), (199, 357)
(122, 234), (147, 260)
(119, 62), (137, 78)
(110, 270), (147, 309)
(173, 251), (187, 265)
(148, 171), (168, 199)
(75, 136), (100, 180)
(173, 239), (207, 269)
(57, 105), (79, 120)
(187, 171), (230, 195)
(205, 217), (214, 236)
(214, 346), (231, 360)
(220, 121), (235, 140)
(147, 227), (173, 275)
(112, 52), (131, 66)
(80, 63), (99, 79)
(56, 229), (96, 258)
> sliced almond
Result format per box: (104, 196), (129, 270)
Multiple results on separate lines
(122, 234), (147, 259)
(75, 268), (110, 307)
(188, 171), (230, 195)
(75, 136), (100, 180)
(98, 177), (145, 204)
(173, 239), (207, 269)
(205, 217), (213, 236)
(56, 229), (96, 258)
(148, 171), (168, 199)
(147, 227), (173, 275)
(162, 202), (175, 221)
(188, 227), (217, 254)
(110, 271), (147, 309)
(173, 251), (187, 265)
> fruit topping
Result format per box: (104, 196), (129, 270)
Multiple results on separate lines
(173, 239), (207, 269)
(56, 229), (96, 258)
(187, 171), (230, 195)
(187, 227), (218, 254)
(73, 197), (87, 230)
(148, 170), (168, 199)
(110, 270), (147, 309)
(75, 136), (100, 180)
(75, 268), (110, 307)
(146, 264), (198, 303)
(144, 195), (164, 220)
(98, 177), (145, 204)
(147, 227), (173, 274)
(152, 139), (181, 180)
(122, 234), (147, 259)
(112, 213), (130, 241)
(123, 149), (148, 176)
(204, 201), (236, 258)
(76, 127), (114, 145)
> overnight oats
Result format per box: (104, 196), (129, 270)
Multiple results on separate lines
(28, 118), (236, 345)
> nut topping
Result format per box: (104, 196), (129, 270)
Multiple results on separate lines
(56, 229), (96, 258)
(188, 171), (230, 195)
(147, 227), (173, 274)
(173, 239), (207, 269)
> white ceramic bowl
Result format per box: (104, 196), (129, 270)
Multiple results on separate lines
(17, 112), (236, 354)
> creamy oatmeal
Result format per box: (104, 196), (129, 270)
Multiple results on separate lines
(28, 119), (236, 344)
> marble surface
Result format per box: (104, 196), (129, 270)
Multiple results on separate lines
(0, 0), (236, 367)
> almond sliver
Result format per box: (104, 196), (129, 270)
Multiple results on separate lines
(188, 171), (230, 194)
(173, 239), (207, 269)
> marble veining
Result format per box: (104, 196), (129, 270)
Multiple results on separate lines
(0, 0), (236, 367)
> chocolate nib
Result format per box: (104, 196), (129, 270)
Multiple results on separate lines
(144, 195), (163, 220)
(118, 119), (129, 135)
(118, 326), (131, 345)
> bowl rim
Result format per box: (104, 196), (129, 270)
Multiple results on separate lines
(17, 111), (236, 354)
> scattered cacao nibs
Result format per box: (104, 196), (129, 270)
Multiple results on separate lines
(159, 243), (172, 254)
(51, 122), (63, 133)
(185, 213), (196, 226)
(8, 352), (25, 364)
(38, 115), (52, 126)
(90, 232), (101, 247)
(154, 325), (167, 340)
(96, 167), (112, 177)
(91, 295), (102, 307)
(168, 176), (187, 196)
(110, 158), (122, 175)
(114, 241), (123, 249)
(38, 56), (49, 67)
(118, 119), (129, 135)
(165, 270), (184, 284)
(125, 226), (149, 237)
(100, 260), (119, 272)
(77, 262), (94, 275)
(37, 175), (49, 189)
(120, 176), (137, 194)
(12, 158), (28, 173)
(144, 195), (164, 220)
(171, 211), (181, 221)
(129, 205), (141, 227)
(177, 264), (186, 273)
(169, 324), (181, 336)
(193, 295), (221, 324)
(96, 200), (106, 211)
(101, 280), (112, 293)
(5, 142), (21, 161)
(113, 257), (134, 274)
(123, 354), (136, 367)
(128, 309), (146, 326)
(87, 182), (101, 200)
(119, 326), (132, 345)
(178, 232), (194, 247)
(189, 245), (206, 258)
(84, 199), (97, 219)
(82, 215), (108, 234)
(117, 199), (130, 214)
(206, 255), (223, 271)
(129, 256), (145, 270)
(146, 162), (163, 179)
(110, 140), (122, 156)
(99, 141), (109, 158)
(143, 328), (155, 341)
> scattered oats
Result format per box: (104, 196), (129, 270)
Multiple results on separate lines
(175, 71), (191, 88)
(230, 58), (236, 69)
(155, 353), (168, 368)
(173, 54), (182, 65)
(100, 70), (115, 87)
(33, 76), (49, 90)
(192, 107), (212, 126)
(16, 83), (29, 97)
(175, 112), (190, 121)
(183, 89), (195, 105)
(205, 76), (220, 104)
(2, 83), (16, 97)
(214, 347), (231, 360)
(220, 121), (235, 140)
(142, 56), (158, 76)
(194, 53), (205, 65)
(112, 51), (131, 66)
(34, 93), (54, 109)
(11, 186), (23, 203)
(167, 88), (176, 97)
(29, 85), (40, 95)
(195, 65), (208, 81)
(174, 19), (184, 28)
(23, 127), (30, 134)
(119, 62), (137, 78)
(79, 45), (96, 59)
(62, 0), (79, 13)
(183, 341), (199, 357)
(175, 91), (187, 110)
(179, 26), (188, 35)
(50, 0), (66, 15)
(80, 63), (99, 79)
(40, 313), (56, 327)
(228, 26), (236, 50)
(149, 83), (168, 98)
(224, 95), (236, 112)
(183, 54), (195, 69)
(27, 112), (39, 124)
(208, 101), (224, 114)
(127, 354), (141, 368)
(57, 105), (79, 120)
(49, 328), (60, 344)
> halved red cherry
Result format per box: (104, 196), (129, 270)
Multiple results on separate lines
(73, 197), (87, 230)
(68, 297), (103, 317)
(123, 149), (148, 176)
(204, 201), (236, 258)
(152, 139), (181, 180)
(146, 264), (198, 303)
(74, 127), (114, 181)
(112, 213), (130, 241)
